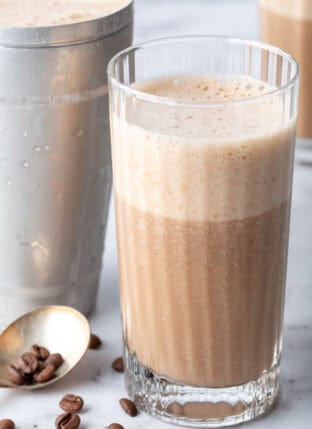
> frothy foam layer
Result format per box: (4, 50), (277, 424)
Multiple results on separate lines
(0, 0), (131, 27)
(260, 0), (312, 21)
(112, 75), (295, 222)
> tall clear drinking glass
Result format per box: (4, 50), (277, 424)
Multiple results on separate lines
(108, 36), (299, 427)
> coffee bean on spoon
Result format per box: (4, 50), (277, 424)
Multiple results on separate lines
(34, 363), (56, 383)
(55, 412), (80, 429)
(59, 394), (84, 412)
(45, 353), (64, 369)
(119, 398), (138, 417)
(30, 344), (50, 360)
(112, 357), (124, 373)
(17, 352), (39, 374)
(6, 344), (64, 386)
(89, 333), (102, 349)
(0, 419), (15, 429)
(6, 365), (25, 386)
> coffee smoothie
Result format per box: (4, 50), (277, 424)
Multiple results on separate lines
(260, 0), (312, 137)
(112, 75), (295, 388)
(0, 0), (131, 26)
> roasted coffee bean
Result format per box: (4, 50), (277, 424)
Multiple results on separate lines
(45, 353), (64, 369)
(34, 363), (55, 383)
(0, 419), (15, 429)
(7, 345), (64, 386)
(17, 352), (39, 374)
(112, 357), (124, 373)
(89, 333), (102, 349)
(119, 398), (138, 417)
(30, 344), (50, 360)
(108, 424), (124, 429)
(59, 394), (84, 412)
(7, 365), (24, 386)
(55, 412), (80, 429)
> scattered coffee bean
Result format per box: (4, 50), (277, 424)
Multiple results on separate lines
(89, 333), (102, 349)
(108, 424), (124, 429)
(59, 394), (84, 412)
(112, 357), (124, 373)
(0, 419), (15, 429)
(119, 398), (138, 417)
(55, 412), (80, 429)
(30, 344), (50, 360)
(34, 363), (56, 383)
(7, 365), (24, 386)
(17, 352), (39, 374)
(45, 353), (64, 369)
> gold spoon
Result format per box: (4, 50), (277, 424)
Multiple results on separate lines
(0, 306), (90, 389)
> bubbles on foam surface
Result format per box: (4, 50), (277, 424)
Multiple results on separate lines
(113, 75), (295, 222)
(130, 75), (284, 140)
(0, 0), (131, 27)
(136, 75), (269, 104)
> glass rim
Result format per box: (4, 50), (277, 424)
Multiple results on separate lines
(107, 35), (300, 109)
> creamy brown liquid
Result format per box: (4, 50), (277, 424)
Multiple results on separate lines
(260, 0), (312, 137)
(112, 76), (295, 388)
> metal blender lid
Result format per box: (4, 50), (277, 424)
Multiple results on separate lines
(0, 0), (133, 47)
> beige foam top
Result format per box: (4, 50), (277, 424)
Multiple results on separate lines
(0, 0), (131, 27)
(112, 75), (295, 222)
(260, 0), (312, 21)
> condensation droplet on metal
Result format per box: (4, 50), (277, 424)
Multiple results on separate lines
(22, 131), (29, 137)
(72, 127), (84, 139)
(5, 177), (12, 186)
(31, 241), (49, 255)
(22, 160), (30, 168)
(33, 145), (41, 152)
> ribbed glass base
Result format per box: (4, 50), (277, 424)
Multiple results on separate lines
(124, 346), (279, 428)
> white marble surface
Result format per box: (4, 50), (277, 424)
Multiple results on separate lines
(1, 0), (312, 427)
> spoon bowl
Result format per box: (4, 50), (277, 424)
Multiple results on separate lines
(0, 306), (90, 389)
